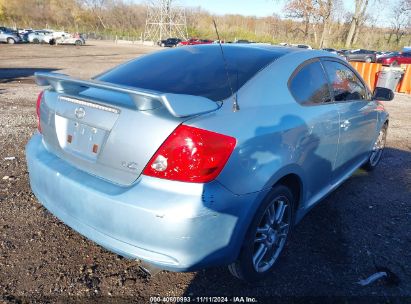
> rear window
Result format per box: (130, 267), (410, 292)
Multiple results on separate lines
(97, 45), (286, 101)
(289, 60), (331, 105)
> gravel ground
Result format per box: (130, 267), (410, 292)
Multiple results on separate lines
(0, 42), (410, 303)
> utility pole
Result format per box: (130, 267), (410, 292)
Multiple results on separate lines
(143, 0), (188, 43)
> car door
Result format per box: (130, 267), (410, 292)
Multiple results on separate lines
(288, 59), (341, 204)
(360, 50), (370, 61)
(0, 31), (5, 42)
(321, 59), (378, 181)
(350, 50), (361, 61)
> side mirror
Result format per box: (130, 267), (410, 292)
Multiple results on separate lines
(373, 87), (394, 101)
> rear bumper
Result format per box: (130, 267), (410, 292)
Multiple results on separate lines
(26, 134), (265, 271)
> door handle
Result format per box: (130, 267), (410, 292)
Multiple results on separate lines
(340, 120), (351, 129)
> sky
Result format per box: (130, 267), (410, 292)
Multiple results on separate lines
(183, 0), (397, 27)
(134, 0), (354, 18)
(181, 0), (285, 17)
(134, 0), (396, 26)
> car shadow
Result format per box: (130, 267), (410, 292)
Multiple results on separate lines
(0, 67), (59, 83)
(181, 146), (410, 298)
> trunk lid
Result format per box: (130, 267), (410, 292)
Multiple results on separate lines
(36, 72), (219, 186)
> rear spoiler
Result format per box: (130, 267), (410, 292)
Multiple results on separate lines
(35, 72), (219, 118)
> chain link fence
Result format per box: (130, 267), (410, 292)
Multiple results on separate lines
(1, 25), (156, 45)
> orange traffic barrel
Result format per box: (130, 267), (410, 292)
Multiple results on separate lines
(397, 65), (411, 94)
(350, 62), (383, 92)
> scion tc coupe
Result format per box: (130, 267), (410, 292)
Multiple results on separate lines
(26, 44), (393, 281)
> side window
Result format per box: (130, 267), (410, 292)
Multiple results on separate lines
(322, 60), (368, 102)
(289, 60), (331, 105)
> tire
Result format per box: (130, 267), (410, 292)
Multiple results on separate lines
(363, 123), (388, 171)
(49, 39), (56, 45)
(33, 38), (39, 44)
(7, 38), (15, 44)
(365, 57), (372, 63)
(75, 40), (82, 46)
(228, 185), (295, 282)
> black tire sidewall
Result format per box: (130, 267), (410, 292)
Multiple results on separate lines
(236, 185), (295, 282)
(363, 124), (387, 171)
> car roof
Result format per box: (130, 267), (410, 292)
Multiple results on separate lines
(158, 43), (303, 55)
(211, 43), (304, 56)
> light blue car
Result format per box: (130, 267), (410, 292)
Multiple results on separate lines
(26, 45), (393, 281)
(0, 29), (20, 44)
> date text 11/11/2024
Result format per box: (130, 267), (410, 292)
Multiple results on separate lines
(149, 296), (258, 303)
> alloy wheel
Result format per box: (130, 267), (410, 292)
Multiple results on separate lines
(252, 196), (291, 272)
(369, 126), (387, 167)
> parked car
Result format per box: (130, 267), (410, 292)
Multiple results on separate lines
(0, 26), (19, 36)
(158, 37), (182, 47)
(27, 30), (53, 43)
(50, 33), (86, 46)
(322, 48), (338, 54)
(344, 49), (377, 63)
(377, 52), (411, 66)
(279, 43), (312, 49)
(291, 43), (312, 49)
(18, 28), (33, 36)
(178, 38), (213, 46)
(44, 31), (68, 44)
(233, 39), (251, 44)
(177, 38), (197, 46)
(384, 51), (400, 57)
(376, 51), (390, 59)
(27, 45), (392, 282)
(19, 29), (34, 42)
(0, 29), (21, 44)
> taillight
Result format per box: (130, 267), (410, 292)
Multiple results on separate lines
(143, 125), (236, 183)
(36, 90), (44, 133)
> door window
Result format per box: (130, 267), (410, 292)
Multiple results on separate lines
(289, 60), (331, 105)
(322, 60), (368, 102)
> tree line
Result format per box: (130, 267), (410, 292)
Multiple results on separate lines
(0, 0), (410, 50)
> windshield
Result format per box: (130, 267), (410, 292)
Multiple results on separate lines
(97, 45), (288, 101)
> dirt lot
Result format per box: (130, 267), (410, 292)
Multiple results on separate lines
(0, 41), (410, 303)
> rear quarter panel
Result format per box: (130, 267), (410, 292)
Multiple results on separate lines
(186, 51), (341, 202)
